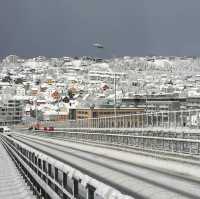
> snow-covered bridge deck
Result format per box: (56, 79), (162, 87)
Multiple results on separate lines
(0, 141), (35, 199)
(2, 132), (200, 199)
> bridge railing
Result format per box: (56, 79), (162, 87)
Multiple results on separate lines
(1, 135), (133, 199)
(16, 109), (200, 130)
(30, 130), (200, 156)
(41, 109), (200, 130)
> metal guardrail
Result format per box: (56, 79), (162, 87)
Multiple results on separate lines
(37, 131), (200, 156)
(39, 109), (200, 130)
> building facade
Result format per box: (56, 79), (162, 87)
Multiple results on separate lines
(121, 96), (187, 112)
(0, 99), (24, 125)
(69, 107), (144, 128)
(70, 107), (143, 119)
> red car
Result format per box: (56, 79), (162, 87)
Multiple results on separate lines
(48, 126), (54, 131)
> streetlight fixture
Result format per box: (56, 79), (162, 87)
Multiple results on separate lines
(92, 43), (104, 49)
(92, 43), (117, 127)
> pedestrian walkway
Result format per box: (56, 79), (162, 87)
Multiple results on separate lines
(0, 142), (35, 199)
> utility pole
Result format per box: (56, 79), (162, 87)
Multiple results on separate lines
(35, 97), (38, 130)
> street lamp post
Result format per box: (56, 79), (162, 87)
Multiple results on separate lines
(113, 64), (117, 128)
(92, 43), (117, 127)
(34, 96), (38, 130)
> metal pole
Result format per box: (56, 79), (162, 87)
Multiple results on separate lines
(92, 43), (117, 127)
(145, 92), (148, 112)
(14, 99), (15, 127)
(114, 72), (117, 128)
(35, 97), (38, 130)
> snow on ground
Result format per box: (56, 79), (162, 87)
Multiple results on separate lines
(0, 142), (35, 199)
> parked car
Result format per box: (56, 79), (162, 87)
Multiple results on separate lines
(48, 126), (54, 131)
(28, 126), (33, 130)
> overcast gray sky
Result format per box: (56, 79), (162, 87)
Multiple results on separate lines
(0, 0), (200, 58)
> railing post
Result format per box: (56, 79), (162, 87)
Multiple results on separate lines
(95, 118), (97, 128)
(84, 120), (86, 128)
(106, 117), (108, 128)
(129, 115), (131, 128)
(189, 111), (191, 128)
(136, 114), (138, 128)
(132, 115), (134, 128)
(156, 112), (158, 127)
(141, 114), (144, 129)
(100, 117), (102, 128)
(146, 113), (148, 128)
(123, 115), (125, 129)
(77, 119), (79, 128)
(180, 111), (183, 128)
(86, 184), (96, 199)
(168, 111), (170, 128)
(174, 111), (176, 128)
(115, 115), (117, 128)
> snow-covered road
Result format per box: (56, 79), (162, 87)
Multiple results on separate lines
(11, 133), (200, 199)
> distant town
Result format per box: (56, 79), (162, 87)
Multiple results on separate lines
(1, 54), (200, 126)
(1, 55), (200, 199)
